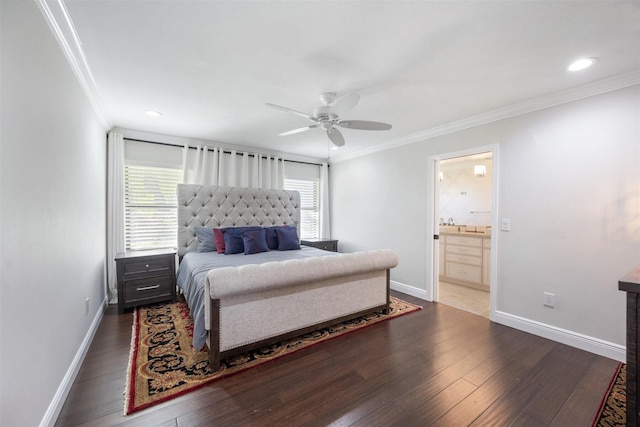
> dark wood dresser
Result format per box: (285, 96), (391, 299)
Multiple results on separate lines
(301, 238), (338, 252)
(115, 248), (177, 314)
(619, 265), (640, 426)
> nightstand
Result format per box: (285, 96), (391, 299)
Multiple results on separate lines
(115, 248), (177, 314)
(301, 238), (339, 252)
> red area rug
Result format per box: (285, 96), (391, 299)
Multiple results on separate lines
(125, 296), (421, 415)
(592, 362), (625, 426)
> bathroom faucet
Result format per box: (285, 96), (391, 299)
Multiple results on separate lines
(439, 218), (444, 226)
(448, 218), (454, 225)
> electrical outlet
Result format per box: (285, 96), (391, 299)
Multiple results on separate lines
(85, 298), (90, 315)
(543, 292), (555, 308)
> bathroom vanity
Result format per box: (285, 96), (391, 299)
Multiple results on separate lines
(439, 226), (491, 291)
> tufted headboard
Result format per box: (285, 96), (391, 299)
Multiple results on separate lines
(177, 185), (301, 257)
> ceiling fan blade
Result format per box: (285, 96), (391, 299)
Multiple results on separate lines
(265, 103), (316, 121)
(338, 120), (392, 131)
(330, 92), (360, 116)
(279, 124), (319, 136)
(327, 128), (345, 147)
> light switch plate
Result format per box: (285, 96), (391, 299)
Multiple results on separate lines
(501, 218), (511, 231)
(543, 292), (556, 307)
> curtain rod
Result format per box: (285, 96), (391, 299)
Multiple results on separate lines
(122, 137), (325, 167)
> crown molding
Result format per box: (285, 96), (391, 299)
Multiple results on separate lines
(36, 0), (110, 129)
(331, 70), (640, 163)
(31, 1), (639, 161)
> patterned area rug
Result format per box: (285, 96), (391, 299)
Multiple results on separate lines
(125, 296), (421, 415)
(592, 363), (625, 426)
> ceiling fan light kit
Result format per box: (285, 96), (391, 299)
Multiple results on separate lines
(267, 92), (392, 147)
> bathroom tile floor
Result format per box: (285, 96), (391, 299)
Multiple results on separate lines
(438, 280), (490, 318)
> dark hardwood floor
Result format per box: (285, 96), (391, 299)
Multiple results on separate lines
(55, 291), (619, 426)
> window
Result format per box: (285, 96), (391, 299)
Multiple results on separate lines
(124, 164), (183, 250)
(284, 178), (320, 239)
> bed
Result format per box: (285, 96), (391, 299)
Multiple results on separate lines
(176, 184), (398, 371)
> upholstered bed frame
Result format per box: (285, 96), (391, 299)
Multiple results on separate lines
(177, 185), (301, 258)
(177, 184), (398, 371)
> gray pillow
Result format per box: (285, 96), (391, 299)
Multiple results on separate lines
(195, 227), (216, 252)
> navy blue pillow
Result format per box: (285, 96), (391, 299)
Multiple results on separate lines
(195, 227), (216, 252)
(265, 226), (279, 250)
(276, 226), (300, 251)
(242, 229), (269, 255)
(265, 225), (295, 250)
(222, 226), (261, 254)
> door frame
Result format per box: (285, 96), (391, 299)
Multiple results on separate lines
(426, 144), (499, 321)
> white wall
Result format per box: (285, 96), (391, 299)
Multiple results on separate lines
(331, 85), (639, 358)
(0, 2), (107, 426)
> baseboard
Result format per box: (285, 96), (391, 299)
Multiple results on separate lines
(493, 310), (626, 363)
(391, 280), (431, 301)
(390, 281), (624, 362)
(39, 295), (108, 427)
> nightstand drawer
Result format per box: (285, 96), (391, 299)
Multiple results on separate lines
(314, 242), (337, 251)
(301, 239), (338, 252)
(123, 275), (174, 303)
(123, 257), (172, 275)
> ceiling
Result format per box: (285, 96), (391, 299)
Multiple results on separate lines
(63, 1), (640, 160)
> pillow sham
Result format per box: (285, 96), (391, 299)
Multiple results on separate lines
(195, 227), (216, 252)
(276, 226), (300, 251)
(242, 228), (269, 255)
(213, 228), (225, 254)
(222, 226), (262, 255)
(265, 226), (279, 250)
(265, 225), (295, 250)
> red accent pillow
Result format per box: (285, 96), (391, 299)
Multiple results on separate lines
(213, 228), (225, 254)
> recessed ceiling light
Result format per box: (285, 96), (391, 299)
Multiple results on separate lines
(145, 110), (162, 117)
(330, 146), (339, 150)
(568, 57), (598, 72)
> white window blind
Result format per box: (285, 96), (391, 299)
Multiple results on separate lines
(284, 178), (320, 239)
(124, 164), (182, 250)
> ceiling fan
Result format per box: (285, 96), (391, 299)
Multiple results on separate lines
(266, 92), (392, 147)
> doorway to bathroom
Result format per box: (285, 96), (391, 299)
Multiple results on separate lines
(434, 149), (495, 318)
